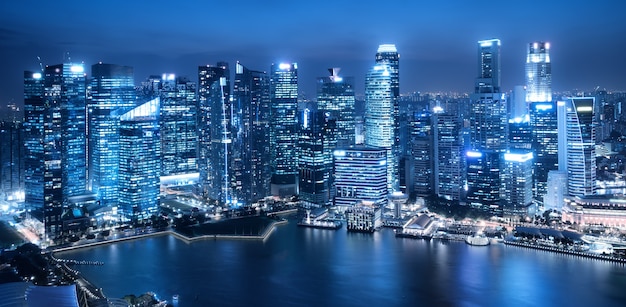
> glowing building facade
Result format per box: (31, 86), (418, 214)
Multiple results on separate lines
(525, 42), (552, 103)
(198, 62), (231, 204)
(232, 62), (271, 204)
(333, 147), (388, 211)
(270, 63), (299, 197)
(316, 68), (355, 147)
(434, 112), (464, 201)
(503, 152), (534, 219)
(411, 111), (433, 196)
(530, 101), (558, 200)
(565, 97), (596, 197)
(24, 71), (45, 210)
(467, 39), (507, 213)
(118, 98), (161, 220)
(89, 63), (135, 208)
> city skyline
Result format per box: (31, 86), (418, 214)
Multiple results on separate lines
(1, 0), (626, 116)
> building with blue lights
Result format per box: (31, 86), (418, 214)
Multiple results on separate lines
(23, 70), (45, 210)
(365, 63), (396, 191)
(563, 97), (596, 197)
(333, 146), (387, 211)
(317, 68), (355, 147)
(411, 111), (433, 196)
(198, 62), (231, 204)
(503, 152), (534, 219)
(434, 112), (464, 201)
(467, 39), (507, 213)
(0, 121), (24, 196)
(525, 42), (552, 103)
(270, 63), (299, 197)
(89, 63), (135, 208)
(118, 98), (161, 220)
(298, 109), (336, 208)
(232, 62), (271, 204)
(529, 101), (558, 201)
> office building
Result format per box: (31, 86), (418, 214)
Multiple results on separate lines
(232, 62), (271, 204)
(333, 146), (387, 211)
(411, 111), (433, 196)
(317, 68), (356, 147)
(564, 97), (596, 197)
(525, 42), (552, 103)
(365, 63), (397, 190)
(270, 63), (299, 197)
(118, 98), (161, 220)
(345, 201), (382, 232)
(508, 115), (532, 151)
(156, 74), (197, 177)
(434, 112), (464, 201)
(89, 63), (135, 208)
(198, 62), (231, 204)
(530, 101), (558, 200)
(23, 71), (45, 210)
(0, 121), (24, 195)
(298, 109), (336, 208)
(503, 152), (534, 220)
(467, 39), (507, 213)
(543, 170), (567, 211)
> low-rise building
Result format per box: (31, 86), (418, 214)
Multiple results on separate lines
(345, 201), (381, 232)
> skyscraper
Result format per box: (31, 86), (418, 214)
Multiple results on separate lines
(89, 63), (135, 208)
(370, 44), (400, 192)
(525, 42), (552, 103)
(503, 152), (534, 220)
(467, 39), (507, 213)
(118, 98), (161, 220)
(317, 68), (355, 147)
(270, 63), (298, 197)
(411, 111), (433, 196)
(529, 101), (558, 200)
(565, 97), (596, 197)
(365, 64), (396, 191)
(156, 74), (197, 177)
(232, 62), (271, 204)
(23, 71), (45, 210)
(25, 63), (88, 239)
(298, 109), (336, 207)
(434, 112), (464, 201)
(0, 121), (24, 195)
(198, 62), (230, 204)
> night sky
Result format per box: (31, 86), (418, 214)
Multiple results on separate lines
(1, 0), (625, 115)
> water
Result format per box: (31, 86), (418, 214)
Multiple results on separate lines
(60, 219), (626, 306)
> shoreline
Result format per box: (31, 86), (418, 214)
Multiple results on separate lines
(51, 219), (289, 253)
(503, 239), (626, 264)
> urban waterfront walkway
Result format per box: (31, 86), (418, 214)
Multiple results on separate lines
(504, 240), (626, 264)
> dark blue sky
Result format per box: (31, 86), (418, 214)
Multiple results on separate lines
(1, 0), (625, 113)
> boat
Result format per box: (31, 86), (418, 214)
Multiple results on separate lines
(588, 242), (614, 255)
(466, 234), (490, 246)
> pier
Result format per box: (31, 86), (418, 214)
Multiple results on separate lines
(504, 239), (626, 264)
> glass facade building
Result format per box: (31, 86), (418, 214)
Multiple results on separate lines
(316, 68), (355, 147)
(198, 62), (230, 204)
(232, 62), (271, 204)
(24, 71), (45, 210)
(365, 64), (397, 191)
(434, 112), (464, 201)
(525, 42), (552, 103)
(565, 97), (596, 197)
(89, 63), (135, 208)
(503, 152), (534, 219)
(298, 109), (336, 208)
(118, 98), (161, 220)
(333, 146), (388, 211)
(0, 121), (24, 195)
(411, 111), (433, 196)
(530, 101), (558, 200)
(269, 63), (299, 197)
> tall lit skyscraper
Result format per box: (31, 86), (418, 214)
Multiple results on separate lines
(156, 74), (197, 177)
(503, 152), (534, 220)
(298, 109), (336, 207)
(365, 64), (396, 191)
(118, 98), (161, 220)
(270, 63), (299, 197)
(0, 121), (24, 195)
(564, 97), (596, 197)
(467, 39), (507, 213)
(232, 62), (271, 204)
(370, 44), (400, 192)
(411, 111), (433, 196)
(434, 112), (464, 201)
(198, 62), (230, 204)
(529, 101), (558, 200)
(24, 71), (45, 210)
(525, 42), (551, 103)
(316, 68), (355, 147)
(89, 63), (135, 208)
(25, 63), (87, 238)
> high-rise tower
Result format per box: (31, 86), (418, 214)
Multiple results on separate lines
(467, 39), (507, 213)
(525, 42), (552, 103)
(232, 62), (271, 204)
(198, 62), (230, 204)
(89, 63), (135, 208)
(564, 97), (596, 197)
(316, 68), (355, 147)
(270, 63), (299, 197)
